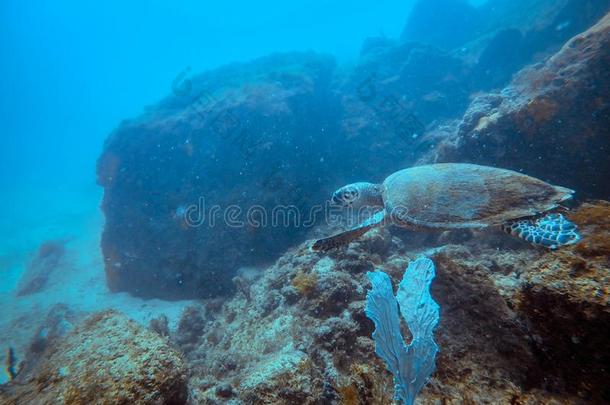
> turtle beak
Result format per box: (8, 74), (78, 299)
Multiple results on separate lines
(331, 193), (342, 206)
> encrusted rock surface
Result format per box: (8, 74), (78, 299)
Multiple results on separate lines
(515, 202), (610, 401)
(98, 52), (339, 299)
(15, 304), (82, 380)
(433, 12), (610, 199)
(0, 311), (188, 404)
(167, 200), (609, 404)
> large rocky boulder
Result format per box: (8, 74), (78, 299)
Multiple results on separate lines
(471, 0), (610, 89)
(0, 311), (188, 404)
(98, 53), (343, 299)
(432, 12), (610, 200)
(96, 51), (431, 300)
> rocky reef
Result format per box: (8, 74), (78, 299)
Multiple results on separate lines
(96, 45), (436, 299)
(3, 201), (607, 403)
(159, 200), (608, 404)
(1, 311), (187, 404)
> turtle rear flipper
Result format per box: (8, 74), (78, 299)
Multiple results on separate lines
(502, 213), (581, 249)
(312, 210), (386, 252)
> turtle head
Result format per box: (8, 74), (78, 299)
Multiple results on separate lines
(332, 184), (360, 206)
(331, 182), (383, 208)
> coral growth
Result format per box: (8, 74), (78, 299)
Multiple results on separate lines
(570, 200), (610, 258)
(292, 271), (318, 298)
(7, 201), (606, 403)
(0, 311), (188, 404)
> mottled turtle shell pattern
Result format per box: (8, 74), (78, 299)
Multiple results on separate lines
(382, 163), (573, 229)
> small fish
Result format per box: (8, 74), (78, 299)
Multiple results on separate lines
(5, 347), (17, 382)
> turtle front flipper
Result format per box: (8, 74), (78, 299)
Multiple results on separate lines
(312, 210), (387, 252)
(502, 213), (581, 249)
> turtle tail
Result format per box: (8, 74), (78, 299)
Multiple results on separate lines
(312, 210), (386, 252)
(502, 213), (581, 249)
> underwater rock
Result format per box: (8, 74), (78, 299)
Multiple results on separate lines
(341, 0), (610, 161)
(96, 3), (610, 301)
(173, 201), (608, 403)
(347, 41), (470, 123)
(514, 202), (610, 402)
(471, 0), (610, 90)
(232, 266), (264, 302)
(401, 0), (610, 92)
(16, 304), (81, 380)
(0, 310), (188, 404)
(428, 201), (610, 403)
(434, 12), (610, 200)
(16, 239), (68, 296)
(215, 382), (235, 398)
(175, 305), (207, 353)
(98, 52), (343, 299)
(477, 0), (610, 49)
(470, 28), (529, 90)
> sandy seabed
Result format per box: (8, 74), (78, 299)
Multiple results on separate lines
(0, 185), (195, 384)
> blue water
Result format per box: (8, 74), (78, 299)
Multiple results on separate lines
(1, 0), (608, 402)
(0, 0), (413, 189)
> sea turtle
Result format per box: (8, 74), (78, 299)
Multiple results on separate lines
(312, 163), (581, 251)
